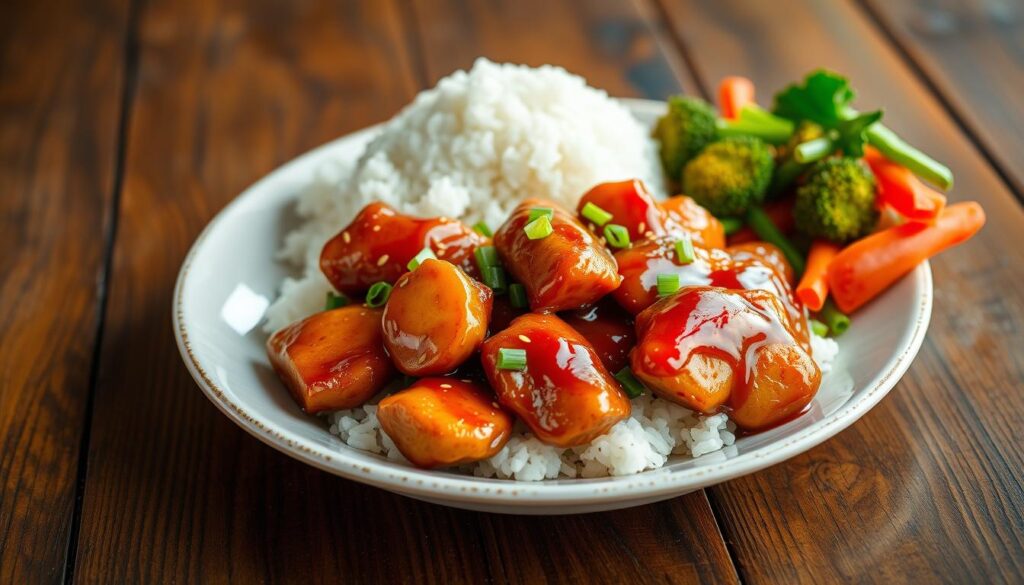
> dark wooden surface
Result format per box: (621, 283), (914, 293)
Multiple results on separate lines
(1, 0), (1021, 583)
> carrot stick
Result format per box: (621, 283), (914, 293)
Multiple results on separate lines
(864, 147), (946, 222)
(796, 240), (841, 311)
(828, 201), (985, 313)
(718, 76), (755, 120)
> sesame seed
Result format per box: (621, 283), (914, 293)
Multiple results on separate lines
(440, 383), (452, 389)
(518, 334), (531, 343)
(377, 255), (389, 266)
(372, 225), (381, 232)
(638, 222), (646, 233)
(342, 231), (351, 243)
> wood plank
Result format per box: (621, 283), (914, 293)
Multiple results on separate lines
(0, 0), (128, 582)
(408, 1), (738, 582)
(857, 0), (1024, 197)
(654, 0), (1024, 582)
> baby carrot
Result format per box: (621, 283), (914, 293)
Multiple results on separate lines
(796, 240), (842, 311)
(864, 147), (946, 222)
(718, 76), (755, 120)
(828, 201), (985, 313)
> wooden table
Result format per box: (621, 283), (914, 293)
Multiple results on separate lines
(3, 0), (1022, 582)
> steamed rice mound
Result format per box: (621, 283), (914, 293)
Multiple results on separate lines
(265, 58), (663, 331)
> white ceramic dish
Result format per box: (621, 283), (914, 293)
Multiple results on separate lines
(174, 99), (932, 515)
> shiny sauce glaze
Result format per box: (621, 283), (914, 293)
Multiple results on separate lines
(576, 179), (672, 240)
(382, 258), (492, 376)
(480, 313), (630, 447)
(631, 287), (820, 430)
(559, 298), (635, 373)
(377, 378), (513, 468)
(614, 237), (809, 348)
(494, 199), (620, 312)
(320, 202), (488, 296)
(266, 306), (396, 413)
(659, 195), (726, 249)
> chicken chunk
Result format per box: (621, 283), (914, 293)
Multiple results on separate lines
(494, 199), (620, 312)
(377, 378), (513, 468)
(559, 298), (635, 373)
(320, 202), (487, 296)
(630, 287), (820, 430)
(481, 313), (630, 447)
(266, 306), (395, 413)
(576, 179), (672, 241)
(382, 258), (492, 376)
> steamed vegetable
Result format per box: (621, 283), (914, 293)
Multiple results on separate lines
(682, 136), (774, 217)
(716, 105), (794, 144)
(864, 147), (946, 222)
(796, 240), (841, 311)
(828, 201), (986, 312)
(746, 206), (806, 276)
(769, 120), (826, 196)
(794, 158), (878, 243)
(772, 70), (952, 189)
(718, 76), (755, 120)
(654, 96), (718, 181)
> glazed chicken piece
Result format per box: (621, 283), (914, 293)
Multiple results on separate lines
(382, 258), (492, 376)
(660, 195), (726, 249)
(727, 241), (795, 285)
(576, 179), (673, 240)
(377, 378), (513, 468)
(320, 202), (488, 296)
(630, 287), (821, 430)
(481, 313), (631, 447)
(613, 237), (808, 343)
(494, 199), (620, 312)
(559, 298), (636, 373)
(267, 306), (395, 413)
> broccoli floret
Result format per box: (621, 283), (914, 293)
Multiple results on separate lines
(681, 136), (774, 217)
(794, 158), (878, 243)
(769, 121), (826, 197)
(654, 96), (717, 181)
(783, 121), (825, 158)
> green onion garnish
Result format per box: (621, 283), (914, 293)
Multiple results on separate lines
(474, 245), (499, 274)
(406, 247), (436, 271)
(524, 215), (553, 240)
(656, 273), (680, 297)
(603, 224), (630, 249)
(484, 265), (507, 293)
(509, 283), (528, 308)
(675, 235), (695, 265)
(809, 319), (829, 338)
(528, 207), (554, 222)
(325, 291), (349, 311)
(818, 299), (851, 337)
(497, 347), (527, 370)
(614, 367), (646, 398)
(473, 221), (493, 237)
(581, 202), (613, 226)
(719, 216), (743, 235)
(365, 281), (393, 308)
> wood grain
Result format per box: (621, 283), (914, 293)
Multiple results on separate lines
(69, 0), (738, 583)
(0, 0), (128, 582)
(655, 0), (1024, 582)
(857, 0), (1024, 197)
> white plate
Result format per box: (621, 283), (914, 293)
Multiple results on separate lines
(174, 100), (932, 514)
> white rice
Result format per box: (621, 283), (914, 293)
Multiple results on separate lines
(271, 59), (845, 480)
(264, 58), (663, 331)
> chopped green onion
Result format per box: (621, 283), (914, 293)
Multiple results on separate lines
(745, 206), (806, 277)
(675, 235), (695, 265)
(581, 202), (613, 226)
(484, 265), (507, 293)
(473, 221), (493, 237)
(406, 247), (436, 271)
(527, 207), (554, 222)
(656, 273), (680, 297)
(793, 136), (834, 164)
(365, 282), (393, 308)
(325, 291), (349, 311)
(603, 224), (630, 249)
(509, 283), (528, 308)
(614, 367), (646, 398)
(524, 215), (553, 240)
(474, 245), (500, 274)
(818, 299), (851, 337)
(719, 217), (744, 235)
(809, 319), (829, 338)
(497, 348), (527, 370)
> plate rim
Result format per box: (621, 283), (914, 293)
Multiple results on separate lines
(173, 98), (933, 508)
